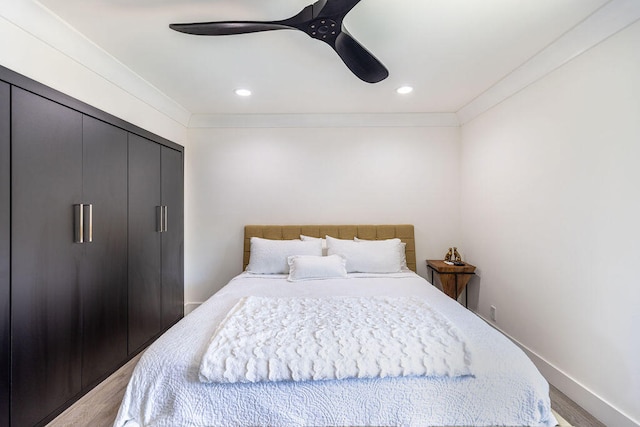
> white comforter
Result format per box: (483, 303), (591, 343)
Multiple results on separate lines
(115, 272), (557, 427)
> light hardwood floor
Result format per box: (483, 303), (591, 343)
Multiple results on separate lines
(550, 385), (606, 427)
(47, 352), (143, 427)
(47, 352), (605, 427)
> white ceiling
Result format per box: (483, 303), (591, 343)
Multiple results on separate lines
(35, 0), (612, 116)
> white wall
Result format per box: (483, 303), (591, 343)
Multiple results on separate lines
(185, 126), (460, 303)
(460, 20), (640, 427)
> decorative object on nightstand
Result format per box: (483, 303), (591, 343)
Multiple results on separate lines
(453, 247), (462, 262)
(426, 259), (476, 306)
(444, 246), (464, 266)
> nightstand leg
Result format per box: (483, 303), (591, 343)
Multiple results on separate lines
(455, 275), (459, 305)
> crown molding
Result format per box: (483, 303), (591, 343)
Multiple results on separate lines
(456, 0), (640, 125)
(1, 1), (190, 127)
(188, 113), (460, 129)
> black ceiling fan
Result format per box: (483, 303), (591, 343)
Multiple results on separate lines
(169, 0), (389, 83)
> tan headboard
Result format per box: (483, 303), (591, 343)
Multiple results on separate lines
(243, 224), (416, 272)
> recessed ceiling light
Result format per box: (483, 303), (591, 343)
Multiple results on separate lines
(234, 88), (252, 97)
(396, 86), (414, 95)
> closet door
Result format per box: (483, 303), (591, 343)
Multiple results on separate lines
(128, 134), (162, 354)
(161, 147), (184, 328)
(0, 81), (9, 427)
(80, 116), (128, 388)
(11, 87), (83, 427)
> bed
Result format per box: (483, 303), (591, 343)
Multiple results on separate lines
(115, 224), (557, 427)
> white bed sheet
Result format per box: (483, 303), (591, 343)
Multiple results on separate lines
(115, 272), (557, 427)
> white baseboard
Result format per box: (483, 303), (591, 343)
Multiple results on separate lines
(473, 311), (639, 427)
(184, 302), (202, 315)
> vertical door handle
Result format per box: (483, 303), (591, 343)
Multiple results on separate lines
(156, 206), (163, 233)
(84, 204), (93, 243)
(162, 205), (168, 232)
(74, 204), (84, 243)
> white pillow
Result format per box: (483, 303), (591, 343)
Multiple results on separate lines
(287, 254), (347, 282)
(246, 237), (322, 274)
(326, 236), (403, 273)
(300, 235), (328, 256)
(354, 237), (409, 271)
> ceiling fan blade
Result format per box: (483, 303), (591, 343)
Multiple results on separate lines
(169, 21), (293, 36)
(333, 31), (388, 83)
(315, 0), (362, 17)
(171, 3), (314, 36)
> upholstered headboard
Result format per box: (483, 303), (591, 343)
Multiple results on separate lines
(243, 224), (416, 272)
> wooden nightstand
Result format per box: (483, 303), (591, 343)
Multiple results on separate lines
(426, 260), (476, 305)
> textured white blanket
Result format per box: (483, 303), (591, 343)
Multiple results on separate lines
(199, 296), (473, 383)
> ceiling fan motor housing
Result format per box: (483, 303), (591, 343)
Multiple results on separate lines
(309, 19), (339, 40)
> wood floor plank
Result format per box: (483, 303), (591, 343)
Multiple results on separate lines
(46, 352), (142, 427)
(550, 384), (606, 427)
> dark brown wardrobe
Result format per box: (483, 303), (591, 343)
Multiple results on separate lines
(1, 80), (10, 427)
(128, 134), (184, 355)
(0, 65), (184, 427)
